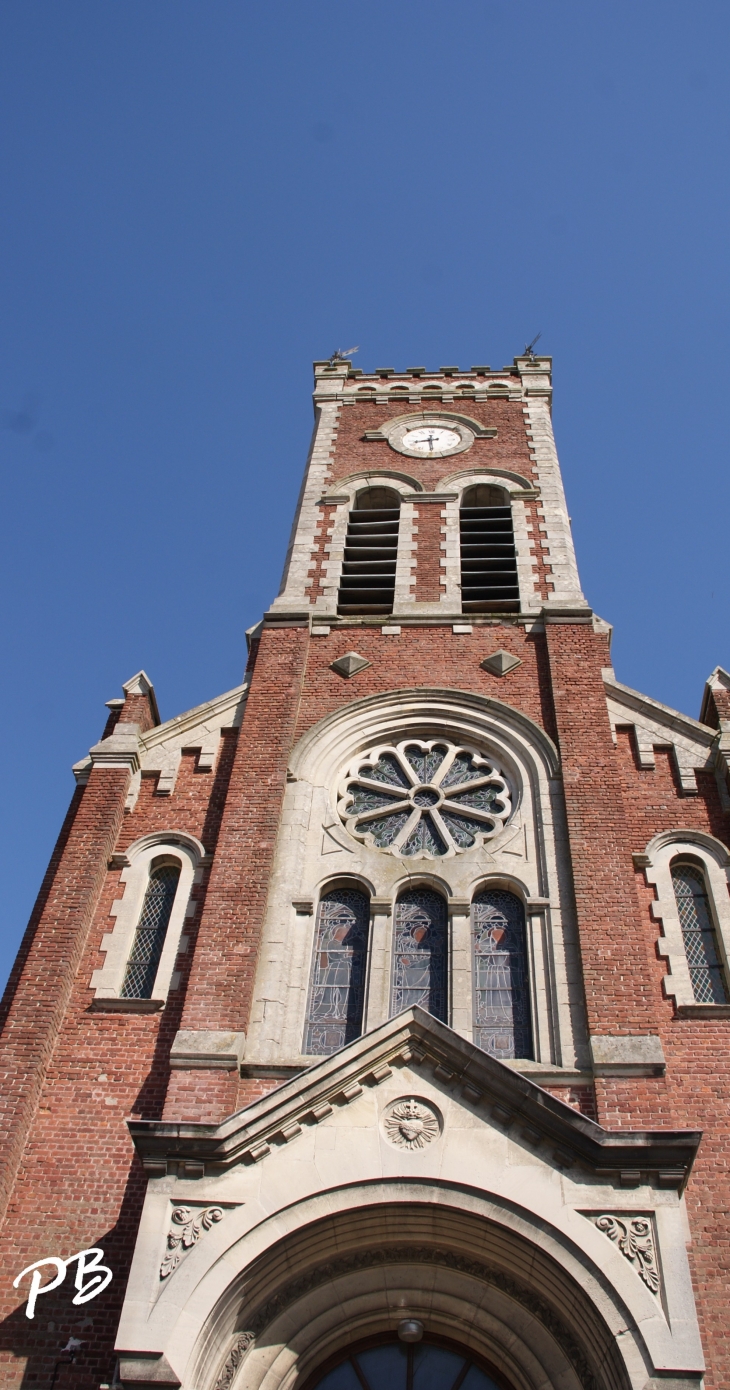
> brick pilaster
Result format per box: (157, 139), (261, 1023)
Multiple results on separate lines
(412, 500), (444, 603)
(543, 616), (660, 1040)
(0, 749), (135, 1227)
(164, 623), (310, 1121)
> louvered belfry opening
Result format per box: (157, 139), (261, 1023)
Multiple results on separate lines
(460, 484), (519, 613)
(337, 486), (400, 615)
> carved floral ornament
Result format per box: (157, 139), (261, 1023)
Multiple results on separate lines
(338, 738), (512, 859)
(214, 1332), (255, 1390)
(591, 1214), (659, 1295)
(160, 1205), (224, 1280)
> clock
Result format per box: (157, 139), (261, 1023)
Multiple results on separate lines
(380, 415), (477, 459)
(401, 426), (462, 455)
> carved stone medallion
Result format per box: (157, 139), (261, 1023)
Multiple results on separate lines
(384, 1097), (441, 1150)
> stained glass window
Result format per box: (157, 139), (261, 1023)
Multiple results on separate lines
(303, 888), (370, 1055)
(472, 889), (532, 1059)
(339, 738), (511, 859)
(120, 861), (180, 999)
(391, 888), (448, 1021)
(311, 1337), (501, 1390)
(671, 862), (729, 1005)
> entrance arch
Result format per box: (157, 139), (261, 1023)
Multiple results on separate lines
(188, 1195), (636, 1390)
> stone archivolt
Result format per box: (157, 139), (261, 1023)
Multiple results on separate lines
(240, 1243), (606, 1390)
(213, 1332), (255, 1390)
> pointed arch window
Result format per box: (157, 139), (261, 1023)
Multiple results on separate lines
(671, 861), (729, 1005)
(391, 888), (448, 1021)
(303, 888), (370, 1055)
(472, 889), (532, 1058)
(120, 860), (181, 999)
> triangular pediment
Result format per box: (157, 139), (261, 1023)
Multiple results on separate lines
(129, 1010), (699, 1190)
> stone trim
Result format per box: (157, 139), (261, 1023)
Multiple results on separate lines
(89, 725), (141, 774)
(245, 1243), (602, 1390)
(212, 1333), (255, 1390)
(605, 675), (715, 795)
(117, 1354), (180, 1387)
(169, 1031), (247, 1070)
(122, 670), (160, 725)
(288, 686), (561, 781)
(520, 392), (586, 608)
(271, 399), (342, 612)
(637, 829), (730, 1009)
(306, 472), (420, 617)
(90, 833), (203, 1004)
(589, 1035), (666, 1077)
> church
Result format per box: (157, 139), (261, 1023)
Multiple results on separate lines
(1, 354), (728, 1390)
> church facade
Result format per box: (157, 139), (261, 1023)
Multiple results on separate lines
(1, 355), (729, 1390)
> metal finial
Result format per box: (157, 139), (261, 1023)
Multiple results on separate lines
(329, 346), (359, 363)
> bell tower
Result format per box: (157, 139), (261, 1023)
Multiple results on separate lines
(271, 354), (585, 622)
(0, 354), (727, 1390)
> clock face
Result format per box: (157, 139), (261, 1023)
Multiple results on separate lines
(401, 426), (462, 455)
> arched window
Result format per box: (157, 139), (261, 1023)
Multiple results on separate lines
(120, 859), (181, 999)
(472, 889), (532, 1058)
(303, 887), (371, 1055)
(460, 484), (519, 614)
(306, 1335), (502, 1390)
(391, 888), (447, 1021)
(671, 861), (729, 1005)
(338, 487), (401, 615)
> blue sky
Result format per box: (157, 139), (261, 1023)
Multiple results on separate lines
(1, 2), (728, 991)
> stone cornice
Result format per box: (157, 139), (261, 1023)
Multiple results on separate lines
(128, 1010), (700, 1189)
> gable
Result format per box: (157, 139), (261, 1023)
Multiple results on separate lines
(129, 1008), (699, 1188)
(604, 673), (717, 794)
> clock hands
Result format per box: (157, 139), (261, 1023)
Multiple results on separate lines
(415, 430), (439, 451)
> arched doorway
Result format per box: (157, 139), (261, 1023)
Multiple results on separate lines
(302, 1333), (507, 1390)
(189, 1196), (632, 1390)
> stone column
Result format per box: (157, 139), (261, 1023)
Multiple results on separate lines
(363, 898), (393, 1031)
(449, 899), (472, 1042)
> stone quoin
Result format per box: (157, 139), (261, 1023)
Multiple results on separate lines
(1, 354), (728, 1390)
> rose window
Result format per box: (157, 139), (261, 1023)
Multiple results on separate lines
(338, 739), (512, 859)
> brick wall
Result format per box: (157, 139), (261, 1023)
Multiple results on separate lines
(0, 720), (238, 1388)
(326, 399), (534, 492)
